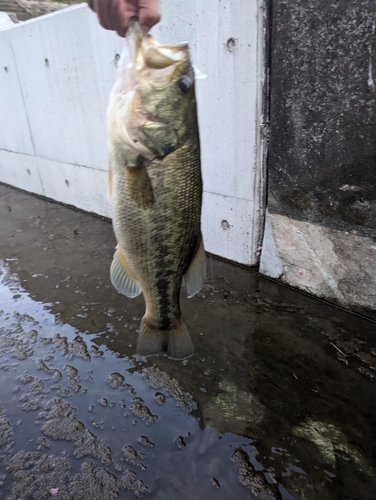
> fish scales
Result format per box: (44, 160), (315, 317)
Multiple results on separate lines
(112, 139), (202, 326)
(107, 17), (205, 359)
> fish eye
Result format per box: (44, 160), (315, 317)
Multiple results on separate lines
(177, 76), (193, 94)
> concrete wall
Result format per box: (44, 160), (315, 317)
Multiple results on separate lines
(260, 0), (376, 317)
(0, 1), (265, 266)
(0, 5), (121, 216)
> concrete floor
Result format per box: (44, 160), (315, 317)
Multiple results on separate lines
(0, 183), (375, 499)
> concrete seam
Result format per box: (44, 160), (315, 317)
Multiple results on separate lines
(9, 43), (37, 156)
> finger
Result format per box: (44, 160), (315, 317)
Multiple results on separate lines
(109, 0), (128, 37)
(111, 0), (138, 37)
(93, 0), (114, 30)
(139, 0), (161, 33)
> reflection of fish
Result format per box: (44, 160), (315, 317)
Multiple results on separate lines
(107, 18), (205, 359)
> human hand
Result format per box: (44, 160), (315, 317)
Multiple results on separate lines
(88, 0), (160, 37)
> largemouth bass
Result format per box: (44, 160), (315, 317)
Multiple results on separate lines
(107, 18), (205, 359)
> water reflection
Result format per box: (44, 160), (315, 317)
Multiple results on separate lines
(0, 262), (262, 499)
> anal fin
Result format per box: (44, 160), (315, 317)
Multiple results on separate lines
(183, 234), (206, 298)
(110, 246), (141, 298)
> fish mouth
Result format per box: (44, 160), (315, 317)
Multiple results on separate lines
(118, 17), (189, 86)
(142, 38), (189, 70)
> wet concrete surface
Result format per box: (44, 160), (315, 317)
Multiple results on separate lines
(0, 183), (375, 499)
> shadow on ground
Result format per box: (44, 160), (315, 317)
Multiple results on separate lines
(0, 184), (375, 499)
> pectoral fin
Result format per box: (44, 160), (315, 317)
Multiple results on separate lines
(126, 160), (155, 210)
(183, 235), (206, 298)
(110, 246), (142, 298)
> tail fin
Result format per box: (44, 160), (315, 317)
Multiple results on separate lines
(166, 322), (194, 360)
(137, 317), (194, 360)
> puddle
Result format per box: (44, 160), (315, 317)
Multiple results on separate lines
(0, 184), (375, 499)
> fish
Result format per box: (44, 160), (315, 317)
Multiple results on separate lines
(107, 17), (205, 359)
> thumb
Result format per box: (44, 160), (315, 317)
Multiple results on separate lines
(138, 0), (161, 33)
